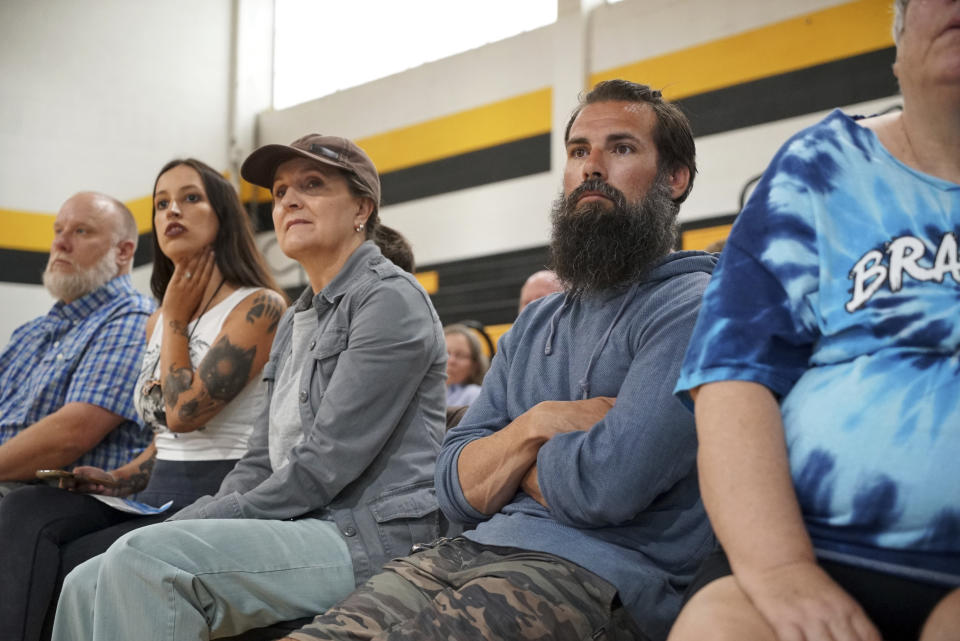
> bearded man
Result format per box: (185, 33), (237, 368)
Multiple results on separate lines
(0, 192), (154, 496)
(266, 79), (717, 641)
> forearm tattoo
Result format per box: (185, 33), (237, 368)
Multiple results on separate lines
(168, 319), (190, 338)
(163, 365), (194, 407)
(160, 336), (257, 425)
(199, 336), (256, 401)
(116, 451), (156, 495)
(246, 293), (284, 333)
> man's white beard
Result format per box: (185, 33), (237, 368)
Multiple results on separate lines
(43, 246), (119, 303)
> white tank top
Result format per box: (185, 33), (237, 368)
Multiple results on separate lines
(135, 286), (267, 461)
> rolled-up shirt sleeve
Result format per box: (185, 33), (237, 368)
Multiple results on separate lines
(435, 319), (518, 526)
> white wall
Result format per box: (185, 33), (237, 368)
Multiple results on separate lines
(0, 0), (234, 211)
(588, 0), (844, 73)
(0, 0), (272, 343)
(255, 0), (891, 273)
(257, 20), (559, 280)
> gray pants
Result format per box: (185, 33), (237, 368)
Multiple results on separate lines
(288, 537), (643, 641)
(52, 517), (355, 641)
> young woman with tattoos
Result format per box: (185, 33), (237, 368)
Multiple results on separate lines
(51, 135), (448, 641)
(0, 158), (286, 641)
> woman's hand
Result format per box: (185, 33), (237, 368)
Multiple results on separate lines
(60, 466), (127, 497)
(162, 248), (216, 326)
(741, 560), (881, 641)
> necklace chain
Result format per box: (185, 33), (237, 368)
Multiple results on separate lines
(187, 277), (227, 343)
(148, 277), (227, 379)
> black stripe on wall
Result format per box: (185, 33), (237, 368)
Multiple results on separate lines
(679, 47), (899, 137)
(133, 237), (155, 270)
(0, 249), (49, 286)
(421, 245), (552, 327)
(252, 202), (273, 234)
(380, 133), (551, 206)
(682, 213), (739, 231)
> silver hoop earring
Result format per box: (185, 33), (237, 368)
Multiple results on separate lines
(354, 224), (364, 233)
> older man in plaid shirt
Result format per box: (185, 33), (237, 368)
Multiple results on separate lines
(0, 192), (154, 497)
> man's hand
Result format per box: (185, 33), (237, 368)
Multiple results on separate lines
(61, 466), (125, 496)
(740, 560), (881, 641)
(458, 396), (615, 515)
(523, 396), (616, 441)
(517, 397), (616, 508)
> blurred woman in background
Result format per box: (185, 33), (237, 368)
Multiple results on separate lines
(444, 323), (489, 406)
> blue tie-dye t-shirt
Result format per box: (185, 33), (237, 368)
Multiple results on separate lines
(676, 110), (960, 582)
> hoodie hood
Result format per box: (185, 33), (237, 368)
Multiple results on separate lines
(540, 250), (716, 399)
(643, 250), (718, 284)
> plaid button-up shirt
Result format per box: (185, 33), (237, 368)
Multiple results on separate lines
(0, 274), (155, 471)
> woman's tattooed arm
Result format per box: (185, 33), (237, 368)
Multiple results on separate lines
(114, 451), (156, 495)
(164, 336), (257, 428)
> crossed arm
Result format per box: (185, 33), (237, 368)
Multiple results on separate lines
(457, 397), (615, 514)
(447, 284), (706, 525)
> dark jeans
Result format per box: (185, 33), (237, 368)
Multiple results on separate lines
(0, 458), (236, 641)
(685, 546), (954, 641)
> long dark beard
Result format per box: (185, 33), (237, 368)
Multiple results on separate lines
(548, 174), (678, 295)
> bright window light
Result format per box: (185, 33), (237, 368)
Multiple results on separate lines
(273, 0), (557, 109)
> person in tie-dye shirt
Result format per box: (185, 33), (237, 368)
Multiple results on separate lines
(668, 2), (960, 641)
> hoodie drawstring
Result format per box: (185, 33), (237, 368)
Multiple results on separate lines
(544, 295), (571, 356)
(577, 284), (638, 400)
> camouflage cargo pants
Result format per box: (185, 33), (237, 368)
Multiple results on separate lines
(289, 537), (644, 641)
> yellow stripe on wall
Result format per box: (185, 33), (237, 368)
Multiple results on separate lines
(237, 88), (553, 204)
(483, 322), (512, 354)
(240, 179), (272, 205)
(415, 270), (439, 295)
(2, 209), (57, 252)
(240, 88), (552, 203)
(128, 195), (154, 235)
(0, 197), (155, 253)
(682, 224), (734, 251)
(357, 88), (552, 174)
(591, 0), (894, 100)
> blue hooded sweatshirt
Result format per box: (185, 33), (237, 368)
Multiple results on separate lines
(436, 250), (717, 641)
